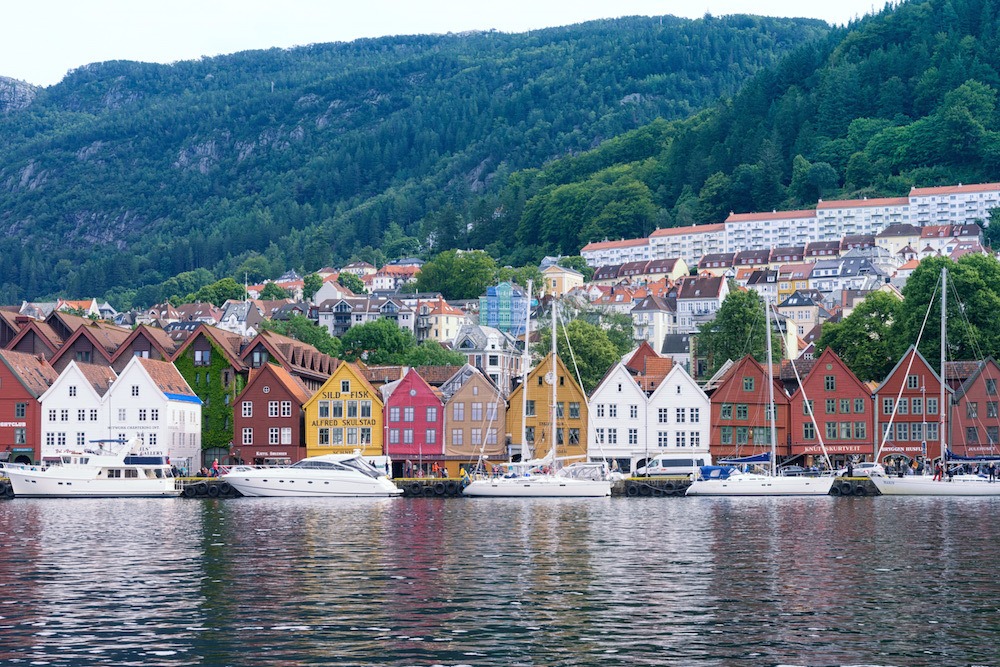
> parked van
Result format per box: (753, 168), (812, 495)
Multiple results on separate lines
(634, 455), (711, 477)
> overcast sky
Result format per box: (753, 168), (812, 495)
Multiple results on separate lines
(3, 0), (884, 87)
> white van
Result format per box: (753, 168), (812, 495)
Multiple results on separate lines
(634, 455), (710, 477)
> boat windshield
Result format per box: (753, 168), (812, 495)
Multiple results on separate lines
(288, 457), (383, 478)
(339, 457), (383, 478)
(557, 463), (607, 480)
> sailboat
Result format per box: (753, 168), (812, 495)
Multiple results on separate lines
(686, 300), (835, 496)
(463, 288), (612, 498)
(870, 267), (1000, 496)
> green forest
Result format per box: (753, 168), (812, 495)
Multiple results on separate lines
(0, 15), (827, 307)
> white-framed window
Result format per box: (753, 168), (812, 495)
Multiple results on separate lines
(242, 401), (252, 418)
(151, 409), (159, 421)
(281, 401), (292, 417)
(281, 427), (292, 445)
(242, 428), (253, 445)
(77, 409), (86, 421)
(268, 401), (279, 418)
(89, 409), (98, 421)
(118, 408), (126, 422)
(69, 386), (77, 397)
(131, 385), (140, 397)
(139, 409), (147, 422)
(269, 427), (279, 445)
(404, 407), (415, 422)
(628, 428), (638, 445)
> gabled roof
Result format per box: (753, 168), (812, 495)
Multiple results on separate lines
(135, 357), (199, 401)
(950, 358), (1000, 402)
(172, 324), (248, 370)
(5, 319), (65, 356)
(242, 329), (337, 380)
(110, 324), (179, 364)
(49, 321), (132, 366)
(74, 361), (118, 397)
(0, 349), (59, 397)
(876, 223), (921, 238)
(873, 345), (944, 394)
(241, 363), (312, 405)
(677, 276), (725, 299)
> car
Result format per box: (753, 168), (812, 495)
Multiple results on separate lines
(837, 462), (885, 477)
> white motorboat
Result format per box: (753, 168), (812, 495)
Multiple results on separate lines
(222, 454), (403, 497)
(4, 438), (181, 498)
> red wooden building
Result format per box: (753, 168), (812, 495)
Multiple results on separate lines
(0, 350), (59, 464)
(789, 348), (875, 466)
(708, 355), (790, 461)
(947, 358), (1000, 457)
(232, 364), (311, 465)
(873, 346), (948, 462)
(381, 368), (445, 477)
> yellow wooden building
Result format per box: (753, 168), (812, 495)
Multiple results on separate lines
(303, 362), (383, 458)
(505, 352), (589, 464)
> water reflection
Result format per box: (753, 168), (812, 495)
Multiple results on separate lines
(1, 496), (1000, 665)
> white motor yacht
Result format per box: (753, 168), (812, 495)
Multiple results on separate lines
(222, 454), (403, 497)
(5, 438), (181, 498)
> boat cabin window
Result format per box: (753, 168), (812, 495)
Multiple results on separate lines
(125, 469), (138, 479)
(108, 469), (122, 478)
(340, 458), (381, 478)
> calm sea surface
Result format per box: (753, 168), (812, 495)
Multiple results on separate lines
(1, 495), (999, 667)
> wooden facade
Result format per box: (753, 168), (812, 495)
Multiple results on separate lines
(708, 355), (790, 460)
(233, 364), (310, 465)
(303, 362), (383, 459)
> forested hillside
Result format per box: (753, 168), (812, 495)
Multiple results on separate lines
(485, 0), (1000, 259)
(0, 15), (827, 305)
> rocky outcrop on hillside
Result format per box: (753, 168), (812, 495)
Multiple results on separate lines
(0, 76), (37, 113)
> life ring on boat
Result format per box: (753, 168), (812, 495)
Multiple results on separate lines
(433, 482), (447, 496)
(626, 484), (640, 497)
(3, 484), (14, 499)
(853, 484), (868, 497)
(407, 482), (423, 497)
(207, 484), (221, 498)
(829, 484), (842, 496)
(839, 482), (854, 496)
(218, 482), (232, 496)
(182, 485), (197, 498)
(445, 481), (460, 496)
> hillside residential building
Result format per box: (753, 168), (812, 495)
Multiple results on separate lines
(415, 297), (469, 344)
(631, 295), (678, 353)
(816, 197), (909, 237)
(478, 282), (530, 337)
(725, 209), (818, 251)
(541, 264), (585, 296)
(675, 275), (729, 333)
(648, 223), (726, 267)
(453, 324), (522, 395)
(0, 349), (59, 464)
(909, 182), (1000, 225)
(233, 363), (311, 465)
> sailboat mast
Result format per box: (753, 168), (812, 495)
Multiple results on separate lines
(940, 267), (947, 463)
(765, 300), (778, 476)
(521, 280), (532, 461)
(551, 296), (558, 464)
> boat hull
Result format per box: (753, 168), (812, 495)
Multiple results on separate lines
(463, 475), (611, 498)
(7, 469), (181, 498)
(222, 472), (402, 498)
(869, 473), (1000, 496)
(686, 474), (835, 496)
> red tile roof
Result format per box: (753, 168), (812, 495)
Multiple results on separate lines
(0, 349), (59, 396)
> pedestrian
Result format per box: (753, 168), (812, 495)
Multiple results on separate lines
(933, 461), (943, 481)
(211, 458), (219, 477)
(988, 463), (996, 482)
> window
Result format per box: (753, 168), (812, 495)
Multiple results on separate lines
(628, 428), (638, 445)
(676, 408), (686, 423)
(389, 407), (400, 422)
(658, 408), (669, 424)
(736, 427), (749, 445)
(77, 409), (86, 421)
(721, 403), (733, 420)
(988, 426), (999, 445)
(854, 398), (866, 414)
(269, 428), (280, 445)
(803, 422), (815, 439)
(318, 428), (330, 445)
(743, 377), (755, 391)
(404, 429), (414, 444)
(525, 427), (535, 443)
(347, 401), (358, 418)
(426, 429), (436, 444)
(242, 428), (253, 445)
(802, 400), (814, 416)
(569, 402), (580, 419)
(968, 402), (979, 419)
(404, 406), (415, 422)
(452, 429), (463, 446)
(131, 385), (139, 397)
(242, 401), (253, 418)
(896, 422), (909, 441)
(689, 408), (700, 423)
(14, 428), (25, 444)
(825, 376), (836, 391)
(281, 428), (291, 445)
(736, 404), (748, 420)
(526, 400), (535, 417)
(988, 379), (997, 395)
(927, 423), (939, 441)
(911, 398), (923, 415)
(989, 402), (999, 418)
(346, 428), (358, 445)
(471, 403), (482, 421)
(911, 423), (923, 441)
(341, 380), (350, 393)
(318, 401), (330, 418)
(486, 403), (497, 420)
(388, 429), (400, 444)
(927, 398), (939, 415)
(675, 432), (686, 448)
(840, 399), (851, 414)
(68, 386), (77, 397)
(882, 397), (894, 415)
(139, 409), (147, 422)
(720, 427), (733, 445)
(854, 422), (867, 440)
(15, 402), (27, 418)
(595, 404), (605, 418)
(426, 406), (438, 422)
(453, 403), (465, 421)
(361, 402), (372, 418)
(825, 399), (836, 414)
(46, 433), (55, 447)
(967, 427), (979, 444)
(840, 422), (852, 439)
(907, 374), (919, 389)
(194, 349), (211, 366)
(151, 409), (159, 422)
(268, 401), (279, 418)
(607, 428), (617, 445)
(657, 431), (669, 447)
(825, 422), (837, 439)
(118, 408), (126, 422)
(90, 409), (98, 421)
(630, 404), (638, 419)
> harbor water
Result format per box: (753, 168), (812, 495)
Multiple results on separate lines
(1, 495), (999, 666)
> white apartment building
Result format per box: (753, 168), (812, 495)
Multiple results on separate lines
(816, 196), (910, 238)
(910, 182), (1000, 225)
(648, 223), (726, 267)
(580, 237), (652, 267)
(39, 361), (117, 459)
(724, 209), (818, 251)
